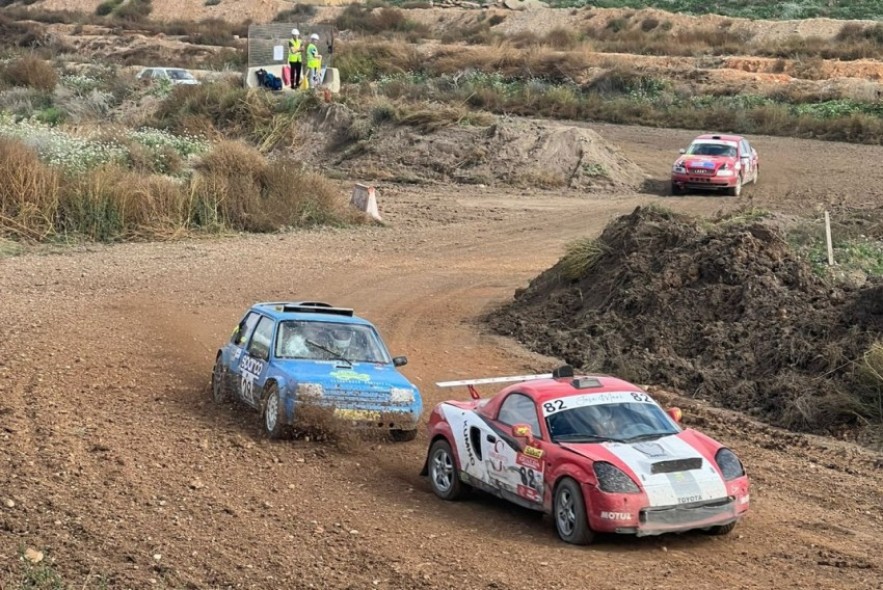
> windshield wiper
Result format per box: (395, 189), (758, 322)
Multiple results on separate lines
(621, 432), (675, 443)
(554, 434), (624, 444)
(305, 339), (352, 367)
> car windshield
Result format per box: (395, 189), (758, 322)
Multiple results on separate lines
(275, 320), (391, 363)
(546, 401), (680, 443)
(686, 142), (737, 157)
(167, 69), (194, 80)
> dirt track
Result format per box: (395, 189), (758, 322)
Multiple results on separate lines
(2, 127), (883, 589)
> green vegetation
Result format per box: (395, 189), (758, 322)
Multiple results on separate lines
(543, 0), (883, 21)
(559, 237), (608, 280)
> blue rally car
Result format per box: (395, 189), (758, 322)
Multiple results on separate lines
(211, 301), (423, 441)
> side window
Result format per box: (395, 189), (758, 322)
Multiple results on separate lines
(247, 316), (274, 361)
(741, 140), (750, 157)
(497, 393), (541, 437)
(232, 312), (260, 347)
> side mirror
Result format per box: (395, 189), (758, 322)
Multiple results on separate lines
(392, 356), (408, 367)
(667, 407), (683, 423)
(678, 148), (686, 154)
(511, 423), (534, 442)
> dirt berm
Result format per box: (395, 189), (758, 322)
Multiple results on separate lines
(303, 104), (646, 190)
(489, 206), (883, 442)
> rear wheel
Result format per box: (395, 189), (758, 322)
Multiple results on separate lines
(554, 478), (595, 545)
(211, 357), (230, 404)
(262, 383), (288, 439)
(428, 439), (465, 500)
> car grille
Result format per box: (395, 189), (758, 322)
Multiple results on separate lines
(640, 497), (735, 526)
(690, 168), (713, 175)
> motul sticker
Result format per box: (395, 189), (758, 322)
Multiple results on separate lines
(523, 446), (544, 459)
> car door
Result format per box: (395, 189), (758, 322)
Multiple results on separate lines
(487, 393), (546, 506)
(236, 315), (275, 408)
(740, 139), (755, 178)
(226, 311), (260, 391)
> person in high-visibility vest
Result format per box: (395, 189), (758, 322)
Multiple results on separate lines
(306, 33), (322, 88)
(287, 28), (303, 90)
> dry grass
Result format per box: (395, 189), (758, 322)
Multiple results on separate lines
(335, 4), (428, 36)
(559, 237), (608, 280)
(0, 140), (61, 241)
(0, 55), (58, 92)
(0, 137), (357, 242)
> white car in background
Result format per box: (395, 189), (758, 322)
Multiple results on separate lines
(136, 67), (200, 85)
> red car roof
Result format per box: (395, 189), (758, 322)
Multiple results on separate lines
(474, 375), (646, 419)
(693, 133), (744, 142)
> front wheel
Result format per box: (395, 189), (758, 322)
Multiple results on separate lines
(390, 429), (418, 442)
(427, 439), (465, 500)
(554, 478), (595, 545)
(670, 181), (685, 196)
(727, 176), (742, 197)
(262, 384), (288, 439)
(704, 521), (737, 536)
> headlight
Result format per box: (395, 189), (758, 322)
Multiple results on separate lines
(594, 461), (640, 493)
(672, 164), (686, 174)
(389, 388), (415, 404)
(716, 169), (734, 177)
(296, 383), (324, 399)
(715, 448), (745, 481)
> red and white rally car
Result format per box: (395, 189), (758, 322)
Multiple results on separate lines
(420, 366), (750, 545)
(671, 133), (759, 197)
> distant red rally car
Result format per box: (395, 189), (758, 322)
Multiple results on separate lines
(420, 366), (750, 545)
(671, 133), (759, 197)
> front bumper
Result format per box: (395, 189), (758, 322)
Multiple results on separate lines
(587, 478), (750, 536)
(672, 173), (737, 190)
(331, 408), (420, 431)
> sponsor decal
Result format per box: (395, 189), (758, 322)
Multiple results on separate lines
(329, 369), (371, 383)
(600, 511), (631, 521)
(523, 446), (544, 459)
(462, 419), (476, 466)
(516, 454), (542, 471)
(239, 356), (265, 404)
(633, 442), (667, 458)
(517, 484), (541, 503)
(334, 408), (381, 421)
(488, 440), (505, 472)
(512, 424), (532, 437)
(541, 391), (657, 416)
(677, 495), (702, 504)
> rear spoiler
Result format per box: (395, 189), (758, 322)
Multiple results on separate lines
(436, 365), (575, 399)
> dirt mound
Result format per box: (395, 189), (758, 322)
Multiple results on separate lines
(306, 104), (645, 190)
(489, 206), (883, 440)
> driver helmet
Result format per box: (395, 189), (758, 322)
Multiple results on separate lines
(594, 405), (619, 434)
(330, 325), (352, 350)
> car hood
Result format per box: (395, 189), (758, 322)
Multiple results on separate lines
(562, 432), (728, 506)
(276, 359), (416, 393)
(675, 155), (734, 171)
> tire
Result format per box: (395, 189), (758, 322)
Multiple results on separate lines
(427, 439), (465, 501)
(727, 176), (742, 197)
(554, 478), (595, 545)
(670, 182), (684, 196)
(390, 429), (418, 442)
(211, 356), (231, 404)
(262, 383), (288, 440)
(704, 521), (737, 536)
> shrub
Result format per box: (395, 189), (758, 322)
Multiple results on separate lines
(0, 139), (60, 240)
(273, 3), (317, 21)
(114, 0), (152, 21)
(96, 0), (122, 16)
(559, 237), (608, 280)
(335, 4), (427, 35)
(0, 55), (58, 92)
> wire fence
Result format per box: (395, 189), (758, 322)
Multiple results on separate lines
(247, 23), (336, 69)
